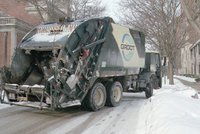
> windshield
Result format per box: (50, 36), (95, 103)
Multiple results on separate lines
(20, 22), (80, 51)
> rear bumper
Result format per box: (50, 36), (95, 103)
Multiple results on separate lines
(4, 83), (45, 94)
(1, 83), (47, 102)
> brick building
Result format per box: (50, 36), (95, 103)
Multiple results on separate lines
(0, 0), (41, 25)
(0, 0), (41, 67)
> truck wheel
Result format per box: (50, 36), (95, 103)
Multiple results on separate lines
(145, 83), (153, 99)
(81, 97), (90, 110)
(153, 78), (159, 89)
(158, 77), (162, 88)
(86, 82), (106, 111)
(106, 81), (123, 107)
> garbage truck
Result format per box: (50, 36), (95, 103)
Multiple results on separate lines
(0, 17), (162, 111)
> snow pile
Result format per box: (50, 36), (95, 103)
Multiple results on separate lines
(31, 32), (68, 43)
(0, 103), (9, 110)
(136, 79), (200, 134)
(174, 75), (196, 82)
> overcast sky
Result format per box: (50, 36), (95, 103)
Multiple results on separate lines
(101, 0), (121, 22)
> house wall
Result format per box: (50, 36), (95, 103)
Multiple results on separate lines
(179, 0), (200, 77)
(0, 0), (41, 26)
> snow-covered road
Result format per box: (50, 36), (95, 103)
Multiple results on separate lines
(0, 93), (146, 134)
(0, 77), (200, 134)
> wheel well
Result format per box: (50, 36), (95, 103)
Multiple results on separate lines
(91, 77), (124, 89)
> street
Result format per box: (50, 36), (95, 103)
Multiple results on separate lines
(0, 93), (146, 134)
(0, 77), (200, 134)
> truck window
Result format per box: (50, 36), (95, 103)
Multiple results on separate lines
(130, 30), (145, 58)
(150, 53), (157, 72)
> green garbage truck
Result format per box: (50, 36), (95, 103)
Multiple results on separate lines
(0, 17), (162, 111)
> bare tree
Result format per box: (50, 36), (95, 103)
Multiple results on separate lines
(20, 0), (66, 22)
(119, 0), (187, 84)
(71, 0), (106, 20)
(180, 0), (200, 34)
(19, 0), (105, 22)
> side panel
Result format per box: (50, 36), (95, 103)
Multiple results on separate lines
(96, 23), (145, 77)
(111, 23), (145, 68)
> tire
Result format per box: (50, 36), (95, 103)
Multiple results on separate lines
(153, 77), (159, 89)
(106, 81), (123, 107)
(158, 77), (162, 88)
(145, 82), (153, 99)
(82, 82), (106, 111)
(81, 97), (90, 110)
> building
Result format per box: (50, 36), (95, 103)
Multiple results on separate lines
(190, 39), (200, 76)
(178, 0), (200, 77)
(179, 43), (192, 75)
(0, 0), (41, 26)
(0, 11), (33, 66)
(0, 0), (41, 67)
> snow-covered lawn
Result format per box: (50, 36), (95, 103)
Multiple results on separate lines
(136, 79), (200, 134)
(174, 75), (196, 82)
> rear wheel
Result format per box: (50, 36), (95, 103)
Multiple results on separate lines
(106, 81), (123, 107)
(82, 82), (106, 111)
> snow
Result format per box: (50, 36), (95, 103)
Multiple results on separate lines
(0, 103), (9, 110)
(82, 93), (146, 134)
(135, 79), (200, 134)
(31, 84), (45, 89)
(48, 113), (93, 134)
(31, 32), (68, 43)
(174, 75), (196, 82)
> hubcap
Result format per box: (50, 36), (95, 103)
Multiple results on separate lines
(94, 88), (104, 106)
(113, 86), (121, 102)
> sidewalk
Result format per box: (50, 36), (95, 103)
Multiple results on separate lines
(174, 76), (200, 92)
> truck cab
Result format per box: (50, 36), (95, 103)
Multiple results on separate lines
(138, 51), (162, 98)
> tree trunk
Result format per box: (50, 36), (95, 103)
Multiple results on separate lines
(168, 61), (174, 85)
(167, 63), (170, 79)
(66, 0), (72, 18)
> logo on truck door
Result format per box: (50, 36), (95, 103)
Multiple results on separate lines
(121, 34), (135, 61)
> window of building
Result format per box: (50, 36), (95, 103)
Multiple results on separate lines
(199, 43), (200, 55)
(192, 64), (193, 74)
(199, 63), (200, 74)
